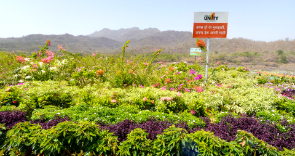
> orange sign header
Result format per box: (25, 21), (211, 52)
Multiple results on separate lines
(193, 12), (228, 38)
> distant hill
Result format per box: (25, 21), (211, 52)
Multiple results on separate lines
(0, 34), (120, 52)
(0, 28), (294, 56)
(88, 27), (160, 42)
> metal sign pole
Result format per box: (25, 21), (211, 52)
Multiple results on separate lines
(205, 38), (210, 83)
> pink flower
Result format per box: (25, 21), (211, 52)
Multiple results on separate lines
(32, 63), (38, 68)
(191, 110), (196, 115)
(177, 92), (181, 97)
(167, 97), (173, 101)
(161, 97), (167, 101)
(92, 52), (96, 56)
(161, 97), (173, 101)
(58, 45), (63, 50)
(6, 88), (11, 92)
(46, 50), (55, 57)
(158, 62), (163, 64)
(245, 68), (249, 71)
(143, 97), (147, 102)
(154, 49), (160, 52)
(111, 99), (117, 103)
(140, 84), (144, 88)
(161, 86), (167, 90)
(144, 62), (148, 66)
(217, 61), (220, 65)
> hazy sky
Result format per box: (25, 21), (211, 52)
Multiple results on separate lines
(1, 0), (294, 42)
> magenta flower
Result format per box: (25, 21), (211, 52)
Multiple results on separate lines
(140, 84), (144, 88)
(161, 86), (167, 90)
(185, 88), (190, 92)
(190, 69), (196, 75)
(170, 88), (175, 91)
(191, 110), (196, 115)
(46, 39), (51, 46)
(195, 76), (200, 80)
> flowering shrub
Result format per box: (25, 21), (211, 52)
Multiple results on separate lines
(196, 38), (206, 51)
(2, 39), (295, 154)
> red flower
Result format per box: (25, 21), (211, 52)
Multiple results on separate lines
(165, 78), (171, 83)
(96, 69), (104, 75)
(12, 101), (17, 104)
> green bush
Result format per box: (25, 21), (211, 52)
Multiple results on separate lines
(118, 128), (153, 155)
(152, 125), (187, 155)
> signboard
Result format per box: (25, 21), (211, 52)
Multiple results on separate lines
(190, 48), (202, 56)
(193, 12), (228, 38)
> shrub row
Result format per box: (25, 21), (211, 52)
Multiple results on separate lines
(1, 120), (295, 156)
(2, 109), (295, 153)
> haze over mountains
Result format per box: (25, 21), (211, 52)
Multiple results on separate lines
(0, 27), (294, 54)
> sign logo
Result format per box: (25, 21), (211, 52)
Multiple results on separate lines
(204, 12), (218, 20)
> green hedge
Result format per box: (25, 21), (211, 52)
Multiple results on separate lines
(1, 121), (294, 155)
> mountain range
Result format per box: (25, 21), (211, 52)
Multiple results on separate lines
(0, 27), (294, 55)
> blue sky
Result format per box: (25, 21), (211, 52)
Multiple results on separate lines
(0, 0), (294, 42)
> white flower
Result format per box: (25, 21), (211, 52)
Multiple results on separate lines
(38, 62), (44, 68)
(49, 67), (57, 71)
(39, 70), (45, 74)
(18, 80), (24, 83)
(55, 60), (61, 66)
(62, 59), (68, 65)
(24, 58), (30, 61)
(21, 65), (30, 71)
(25, 76), (32, 80)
